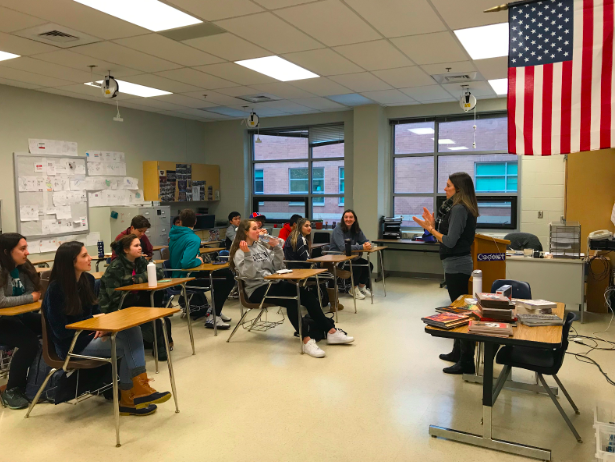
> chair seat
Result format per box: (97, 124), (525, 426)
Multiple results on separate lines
(496, 345), (559, 375)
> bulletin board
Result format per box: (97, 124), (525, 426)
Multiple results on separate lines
(14, 152), (90, 239)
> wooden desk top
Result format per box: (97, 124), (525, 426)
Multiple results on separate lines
(307, 254), (357, 263)
(31, 258), (54, 265)
(201, 240), (222, 245)
(66, 307), (180, 332)
(425, 295), (565, 348)
(374, 239), (437, 246)
(114, 277), (195, 292)
(153, 259), (165, 265)
(0, 301), (42, 316)
(36, 267), (51, 273)
(265, 268), (327, 281)
(90, 272), (104, 280)
(175, 262), (230, 272)
(352, 245), (388, 253)
(200, 247), (224, 254)
(152, 246), (165, 251)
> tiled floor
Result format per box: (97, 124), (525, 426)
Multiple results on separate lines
(1, 278), (612, 461)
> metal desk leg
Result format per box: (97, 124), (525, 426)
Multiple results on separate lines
(117, 292), (128, 311)
(160, 317), (179, 414)
(209, 271), (217, 336)
(378, 250), (386, 297)
(333, 266), (339, 323)
(150, 291), (159, 374)
(183, 285), (195, 355)
(296, 282), (303, 354)
(315, 274), (323, 310)
(110, 333), (121, 448)
(366, 253), (374, 304)
(349, 260), (357, 314)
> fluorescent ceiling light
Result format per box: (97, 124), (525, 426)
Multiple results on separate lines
(448, 146), (469, 151)
(489, 78), (508, 95)
(235, 56), (319, 82)
(436, 139), (455, 145)
(0, 51), (20, 62)
(454, 23), (509, 60)
(85, 80), (171, 97)
(408, 128), (434, 135)
(74, 0), (201, 32)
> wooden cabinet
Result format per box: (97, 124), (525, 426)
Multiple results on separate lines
(143, 161), (220, 202)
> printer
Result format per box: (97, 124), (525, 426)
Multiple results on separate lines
(380, 216), (402, 240)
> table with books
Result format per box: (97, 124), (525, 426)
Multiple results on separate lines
(423, 293), (565, 461)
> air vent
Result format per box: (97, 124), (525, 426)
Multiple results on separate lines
(431, 72), (480, 84)
(235, 93), (282, 104)
(15, 24), (101, 48)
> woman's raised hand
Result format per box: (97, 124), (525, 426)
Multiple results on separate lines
(239, 240), (249, 253)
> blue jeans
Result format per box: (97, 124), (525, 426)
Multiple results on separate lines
(79, 327), (147, 390)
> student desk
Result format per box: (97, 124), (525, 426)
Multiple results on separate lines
(115, 277), (195, 372)
(65, 307), (180, 448)
(201, 240), (222, 247)
(36, 267), (50, 274)
(31, 258), (54, 268)
(199, 247), (224, 263)
(264, 269), (327, 354)
(425, 296), (565, 461)
(0, 301), (41, 316)
(352, 246), (387, 303)
(307, 254), (357, 321)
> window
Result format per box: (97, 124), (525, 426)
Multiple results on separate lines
(391, 114), (518, 230)
(251, 124), (344, 223)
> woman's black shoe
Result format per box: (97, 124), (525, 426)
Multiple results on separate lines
(439, 351), (460, 362)
(443, 361), (475, 375)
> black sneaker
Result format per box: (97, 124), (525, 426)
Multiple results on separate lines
(1, 388), (30, 410)
(119, 404), (157, 416)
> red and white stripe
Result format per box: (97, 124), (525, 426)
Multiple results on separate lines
(508, 0), (615, 155)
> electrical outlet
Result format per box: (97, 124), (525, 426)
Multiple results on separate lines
(538, 211), (543, 219)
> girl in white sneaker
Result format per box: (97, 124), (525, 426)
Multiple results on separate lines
(231, 219), (354, 358)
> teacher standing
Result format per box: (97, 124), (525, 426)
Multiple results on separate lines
(413, 172), (479, 374)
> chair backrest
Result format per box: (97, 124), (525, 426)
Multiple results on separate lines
(40, 308), (66, 369)
(39, 270), (52, 296)
(504, 232), (543, 252)
(162, 259), (174, 279)
(160, 247), (170, 260)
(553, 312), (576, 372)
(491, 279), (532, 299)
(236, 279), (273, 309)
(94, 279), (101, 298)
(313, 232), (330, 244)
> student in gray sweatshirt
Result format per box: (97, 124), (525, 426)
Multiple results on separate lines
(329, 210), (373, 300)
(225, 211), (241, 250)
(231, 219), (354, 358)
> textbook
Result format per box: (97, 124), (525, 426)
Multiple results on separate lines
(422, 313), (470, 329)
(435, 306), (481, 320)
(476, 293), (511, 309)
(516, 299), (557, 314)
(468, 320), (513, 337)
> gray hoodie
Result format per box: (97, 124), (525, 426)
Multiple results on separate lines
(233, 241), (285, 297)
(0, 264), (36, 308)
(329, 224), (369, 252)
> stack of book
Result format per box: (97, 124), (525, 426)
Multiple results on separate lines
(517, 313), (564, 326)
(435, 305), (481, 321)
(476, 292), (516, 322)
(421, 313), (470, 329)
(468, 320), (513, 337)
(516, 299), (557, 314)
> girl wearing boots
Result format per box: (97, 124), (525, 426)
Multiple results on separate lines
(413, 172), (479, 375)
(44, 241), (171, 416)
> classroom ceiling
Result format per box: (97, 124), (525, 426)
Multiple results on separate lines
(0, 0), (508, 122)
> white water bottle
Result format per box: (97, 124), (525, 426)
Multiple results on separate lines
(147, 261), (157, 288)
(472, 270), (482, 297)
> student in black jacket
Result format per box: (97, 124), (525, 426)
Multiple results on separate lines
(43, 241), (171, 416)
(413, 172), (479, 374)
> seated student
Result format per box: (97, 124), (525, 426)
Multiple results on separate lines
(250, 212), (268, 235)
(329, 209), (373, 300)
(172, 216), (181, 227)
(44, 241), (170, 416)
(111, 215), (154, 261)
(169, 209), (235, 329)
(225, 211), (241, 250)
(0, 233), (42, 409)
(278, 214), (302, 243)
(100, 235), (172, 360)
(231, 219), (354, 358)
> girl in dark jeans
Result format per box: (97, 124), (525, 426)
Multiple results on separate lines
(231, 219), (354, 359)
(0, 233), (43, 409)
(414, 172), (479, 374)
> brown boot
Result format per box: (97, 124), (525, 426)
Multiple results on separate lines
(130, 373), (172, 408)
(327, 288), (344, 312)
(119, 389), (157, 416)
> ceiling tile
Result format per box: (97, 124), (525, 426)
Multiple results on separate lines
(168, 107), (219, 118)
(0, 75), (42, 89)
(334, 40), (413, 71)
(0, 0), (148, 39)
(124, 97), (185, 111)
(249, 82), (315, 98)
(289, 77), (352, 96)
(195, 62), (276, 85)
(215, 86), (259, 97)
(72, 42), (182, 73)
(275, 0), (381, 47)
(183, 33), (270, 62)
(282, 48), (363, 76)
(215, 12), (323, 54)
(442, 80), (496, 98)
(372, 66), (434, 88)
(0, 7), (46, 32)
(344, 0), (446, 38)
(399, 84), (452, 102)
(0, 66), (73, 87)
(253, 0), (319, 8)
(473, 56), (508, 80)
(0, 57), (99, 83)
(110, 99), (164, 112)
(113, 34), (226, 67)
(257, 99), (314, 113)
(430, 0), (508, 30)
(47, 83), (138, 100)
(152, 94), (217, 108)
(180, 90), (245, 105)
(156, 68), (238, 89)
(329, 72), (391, 92)
(229, 105), (289, 116)
(420, 60), (477, 76)
(166, 0), (264, 20)
(32, 50), (143, 78)
(391, 32), (468, 65)
(290, 97), (346, 110)
(0, 31), (57, 55)
(184, 109), (231, 119)
(120, 74), (204, 93)
(360, 89), (416, 105)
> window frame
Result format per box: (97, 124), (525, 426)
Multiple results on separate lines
(254, 168), (264, 194)
(390, 112), (520, 231)
(338, 167), (345, 206)
(474, 161), (518, 193)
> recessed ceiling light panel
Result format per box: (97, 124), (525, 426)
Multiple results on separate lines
(454, 23), (509, 60)
(489, 78), (508, 95)
(448, 146), (469, 151)
(0, 51), (20, 62)
(435, 139), (455, 145)
(85, 80), (171, 97)
(235, 56), (319, 82)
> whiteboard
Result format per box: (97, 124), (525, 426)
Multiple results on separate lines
(14, 152), (90, 239)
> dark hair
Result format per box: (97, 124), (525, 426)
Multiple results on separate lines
(289, 214), (302, 226)
(255, 214), (266, 223)
(0, 233), (41, 292)
(340, 209), (361, 235)
(110, 234), (140, 256)
(289, 218), (311, 252)
(131, 215), (151, 230)
(228, 211), (241, 222)
(49, 242), (97, 316)
(180, 209), (196, 228)
(449, 172), (480, 218)
(229, 219), (258, 272)
(173, 216), (181, 226)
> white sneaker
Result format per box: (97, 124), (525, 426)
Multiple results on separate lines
(350, 287), (365, 300)
(206, 307), (232, 322)
(327, 328), (354, 344)
(303, 339), (326, 358)
(360, 286), (372, 297)
(205, 316), (230, 330)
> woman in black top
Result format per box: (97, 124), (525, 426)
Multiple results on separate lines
(413, 172), (479, 374)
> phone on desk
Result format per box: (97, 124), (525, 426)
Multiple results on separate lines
(589, 230), (613, 240)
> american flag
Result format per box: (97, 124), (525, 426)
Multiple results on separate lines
(508, 0), (614, 155)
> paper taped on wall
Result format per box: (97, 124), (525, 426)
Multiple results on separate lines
(28, 139), (78, 156)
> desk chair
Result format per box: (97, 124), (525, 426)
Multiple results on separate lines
(160, 247), (170, 261)
(161, 261), (208, 319)
(491, 279), (532, 299)
(495, 312), (581, 442)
